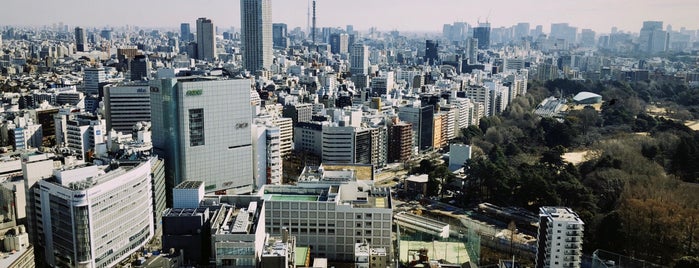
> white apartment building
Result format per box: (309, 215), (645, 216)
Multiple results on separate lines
(535, 207), (584, 268)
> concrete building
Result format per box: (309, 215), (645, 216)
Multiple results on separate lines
(294, 122), (324, 158)
(535, 207), (584, 268)
(209, 197), (266, 267)
(274, 117), (293, 157)
(350, 43), (369, 75)
(330, 33), (349, 54)
(36, 160), (154, 268)
(388, 120), (413, 163)
(282, 103), (313, 125)
(103, 82), (151, 134)
(65, 115), (106, 160)
(150, 77), (254, 196)
(173, 181), (205, 209)
(241, 0), (273, 72)
(261, 228), (296, 268)
(354, 242), (390, 268)
(252, 121), (282, 188)
(196, 18), (216, 61)
(261, 179), (392, 261)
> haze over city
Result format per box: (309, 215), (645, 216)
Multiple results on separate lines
(1, 0), (698, 33)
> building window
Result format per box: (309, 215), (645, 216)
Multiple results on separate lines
(189, 108), (205, 146)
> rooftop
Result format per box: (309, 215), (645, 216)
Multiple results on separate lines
(175, 181), (204, 190)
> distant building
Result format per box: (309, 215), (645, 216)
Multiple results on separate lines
(180, 23), (191, 42)
(83, 67), (105, 95)
(272, 23), (289, 49)
(473, 23), (491, 50)
(196, 18), (216, 61)
(130, 54), (151, 81)
(330, 33), (349, 54)
(241, 0), (273, 71)
(74, 27), (87, 52)
(350, 43), (369, 75)
(535, 207), (584, 268)
(572, 92), (602, 104)
(424, 40), (439, 65)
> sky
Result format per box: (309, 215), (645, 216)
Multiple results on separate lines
(1, 0), (698, 34)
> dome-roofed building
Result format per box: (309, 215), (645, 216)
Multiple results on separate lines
(573, 91), (602, 104)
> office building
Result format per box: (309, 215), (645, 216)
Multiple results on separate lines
(580, 29), (596, 47)
(330, 33), (349, 54)
(150, 77), (253, 195)
(473, 23), (491, 49)
(398, 103), (434, 152)
(74, 27), (87, 52)
(241, 0), (273, 72)
(130, 54), (150, 81)
(65, 114), (106, 159)
(550, 23), (577, 47)
(282, 103), (313, 125)
(180, 23), (191, 42)
(424, 40), (439, 65)
(252, 121), (282, 188)
(514, 22), (530, 41)
(37, 160), (154, 268)
(535, 207), (584, 268)
(83, 67), (105, 95)
(272, 23), (289, 49)
(196, 18), (216, 61)
(103, 82), (151, 134)
(350, 43), (369, 75)
(261, 178), (393, 261)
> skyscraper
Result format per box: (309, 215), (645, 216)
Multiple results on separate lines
(639, 21), (668, 53)
(350, 43), (369, 75)
(241, 0), (273, 72)
(473, 23), (491, 49)
(272, 23), (288, 49)
(196, 18), (216, 61)
(130, 54), (151, 81)
(150, 77), (254, 197)
(180, 23), (191, 42)
(535, 207), (584, 268)
(329, 33), (349, 54)
(514, 22), (530, 40)
(424, 40), (439, 65)
(74, 27), (87, 52)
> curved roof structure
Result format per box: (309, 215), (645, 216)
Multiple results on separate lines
(573, 91), (602, 103)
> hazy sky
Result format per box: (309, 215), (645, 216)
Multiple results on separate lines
(1, 0), (698, 34)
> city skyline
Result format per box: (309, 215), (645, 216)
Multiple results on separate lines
(0, 0), (697, 34)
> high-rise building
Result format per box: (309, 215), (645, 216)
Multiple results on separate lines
(272, 23), (288, 49)
(398, 103), (434, 152)
(514, 22), (530, 41)
(150, 77), (254, 196)
(639, 21), (669, 53)
(196, 18), (216, 61)
(580, 29), (596, 47)
(74, 27), (87, 52)
(535, 207), (584, 268)
(388, 120), (413, 163)
(241, 0), (273, 72)
(473, 23), (491, 49)
(424, 40), (439, 65)
(83, 67), (105, 95)
(103, 82), (151, 134)
(550, 23), (577, 46)
(180, 23), (191, 42)
(330, 33), (349, 54)
(350, 43), (369, 75)
(37, 160), (154, 268)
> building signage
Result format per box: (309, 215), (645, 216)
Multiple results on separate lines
(186, 89), (203, 96)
